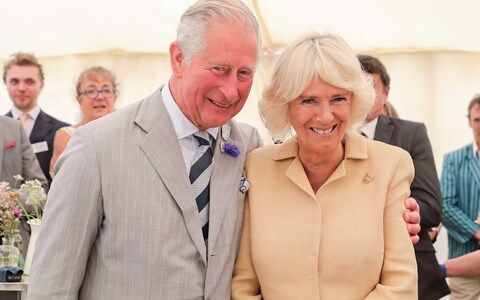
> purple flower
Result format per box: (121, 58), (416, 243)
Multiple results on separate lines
(13, 209), (22, 217)
(224, 143), (240, 157)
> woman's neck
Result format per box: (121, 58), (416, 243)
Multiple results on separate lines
(299, 145), (344, 192)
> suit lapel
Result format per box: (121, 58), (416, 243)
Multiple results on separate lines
(30, 111), (52, 143)
(207, 124), (245, 254)
(373, 115), (394, 143)
(136, 89), (207, 262)
(467, 145), (480, 189)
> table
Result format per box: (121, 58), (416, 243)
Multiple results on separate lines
(0, 275), (28, 300)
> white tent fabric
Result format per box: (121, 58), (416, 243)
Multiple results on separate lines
(1, 1), (479, 284)
(2, 0), (480, 57)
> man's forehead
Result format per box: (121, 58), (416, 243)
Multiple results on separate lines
(6, 65), (41, 79)
(471, 104), (480, 113)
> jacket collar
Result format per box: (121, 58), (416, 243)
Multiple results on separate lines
(272, 133), (368, 161)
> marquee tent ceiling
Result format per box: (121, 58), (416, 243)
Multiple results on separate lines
(1, 0), (479, 59)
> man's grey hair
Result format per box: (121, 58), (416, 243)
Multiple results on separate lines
(177, 0), (262, 64)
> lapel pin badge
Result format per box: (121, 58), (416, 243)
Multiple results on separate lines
(239, 177), (250, 193)
(362, 173), (374, 184)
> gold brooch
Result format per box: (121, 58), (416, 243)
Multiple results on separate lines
(362, 173), (374, 184)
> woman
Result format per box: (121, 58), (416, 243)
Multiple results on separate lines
(231, 33), (417, 299)
(49, 66), (117, 174)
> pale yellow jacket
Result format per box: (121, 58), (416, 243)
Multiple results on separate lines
(232, 134), (418, 299)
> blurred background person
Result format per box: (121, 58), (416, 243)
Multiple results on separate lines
(358, 54), (449, 300)
(3, 52), (69, 186)
(383, 100), (399, 118)
(232, 32), (417, 299)
(441, 249), (480, 277)
(441, 94), (480, 299)
(0, 115), (47, 190)
(49, 66), (117, 174)
(0, 115), (47, 279)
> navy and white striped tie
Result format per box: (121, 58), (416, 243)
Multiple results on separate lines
(190, 132), (213, 242)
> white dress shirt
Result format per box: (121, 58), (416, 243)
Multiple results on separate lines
(161, 83), (218, 171)
(358, 117), (379, 140)
(11, 106), (40, 138)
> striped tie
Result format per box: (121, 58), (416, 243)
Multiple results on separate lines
(190, 132), (213, 241)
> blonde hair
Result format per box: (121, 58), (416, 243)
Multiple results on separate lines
(3, 52), (44, 83)
(260, 32), (375, 139)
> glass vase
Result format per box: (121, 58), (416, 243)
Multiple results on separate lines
(12, 229), (24, 269)
(0, 236), (20, 267)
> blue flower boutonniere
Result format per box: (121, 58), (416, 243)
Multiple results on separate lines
(221, 142), (240, 157)
(220, 124), (240, 158)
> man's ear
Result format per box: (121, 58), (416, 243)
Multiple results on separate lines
(170, 41), (185, 77)
(384, 86), (390, 98)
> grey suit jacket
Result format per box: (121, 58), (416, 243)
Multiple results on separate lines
(0, 115), (47, 189)
(27, 87), (263, 299)
(0, 115), (48, 260)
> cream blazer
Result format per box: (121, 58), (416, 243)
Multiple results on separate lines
(232, 134), (418, 299)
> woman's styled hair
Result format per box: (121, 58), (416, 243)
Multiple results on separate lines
(76, 66), (118, 97)
(260, 32), (375, 139)
(177, 0), (261, 64)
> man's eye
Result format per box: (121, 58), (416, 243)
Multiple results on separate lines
(212, 67), (226, 73)
(238, 70), (252, 80)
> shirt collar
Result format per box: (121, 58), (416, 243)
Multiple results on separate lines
(11, 105), (40, 121)
(473, 142), (479, 158)
(358, 117), (379, 140)
(161, 82), (218, 141)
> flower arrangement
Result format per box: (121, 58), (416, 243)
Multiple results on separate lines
(17, 177), (47, 221)
(0, 183), (22, 239)
(0, 176), (47, 238)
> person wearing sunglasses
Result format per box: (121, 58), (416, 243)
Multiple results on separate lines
(49, 66), (117, 175)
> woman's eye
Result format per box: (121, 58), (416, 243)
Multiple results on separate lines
(332, 97), (348, 104)
(301, 98), (316, 104)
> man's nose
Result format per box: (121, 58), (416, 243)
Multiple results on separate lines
(219, 73), (240, 102)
